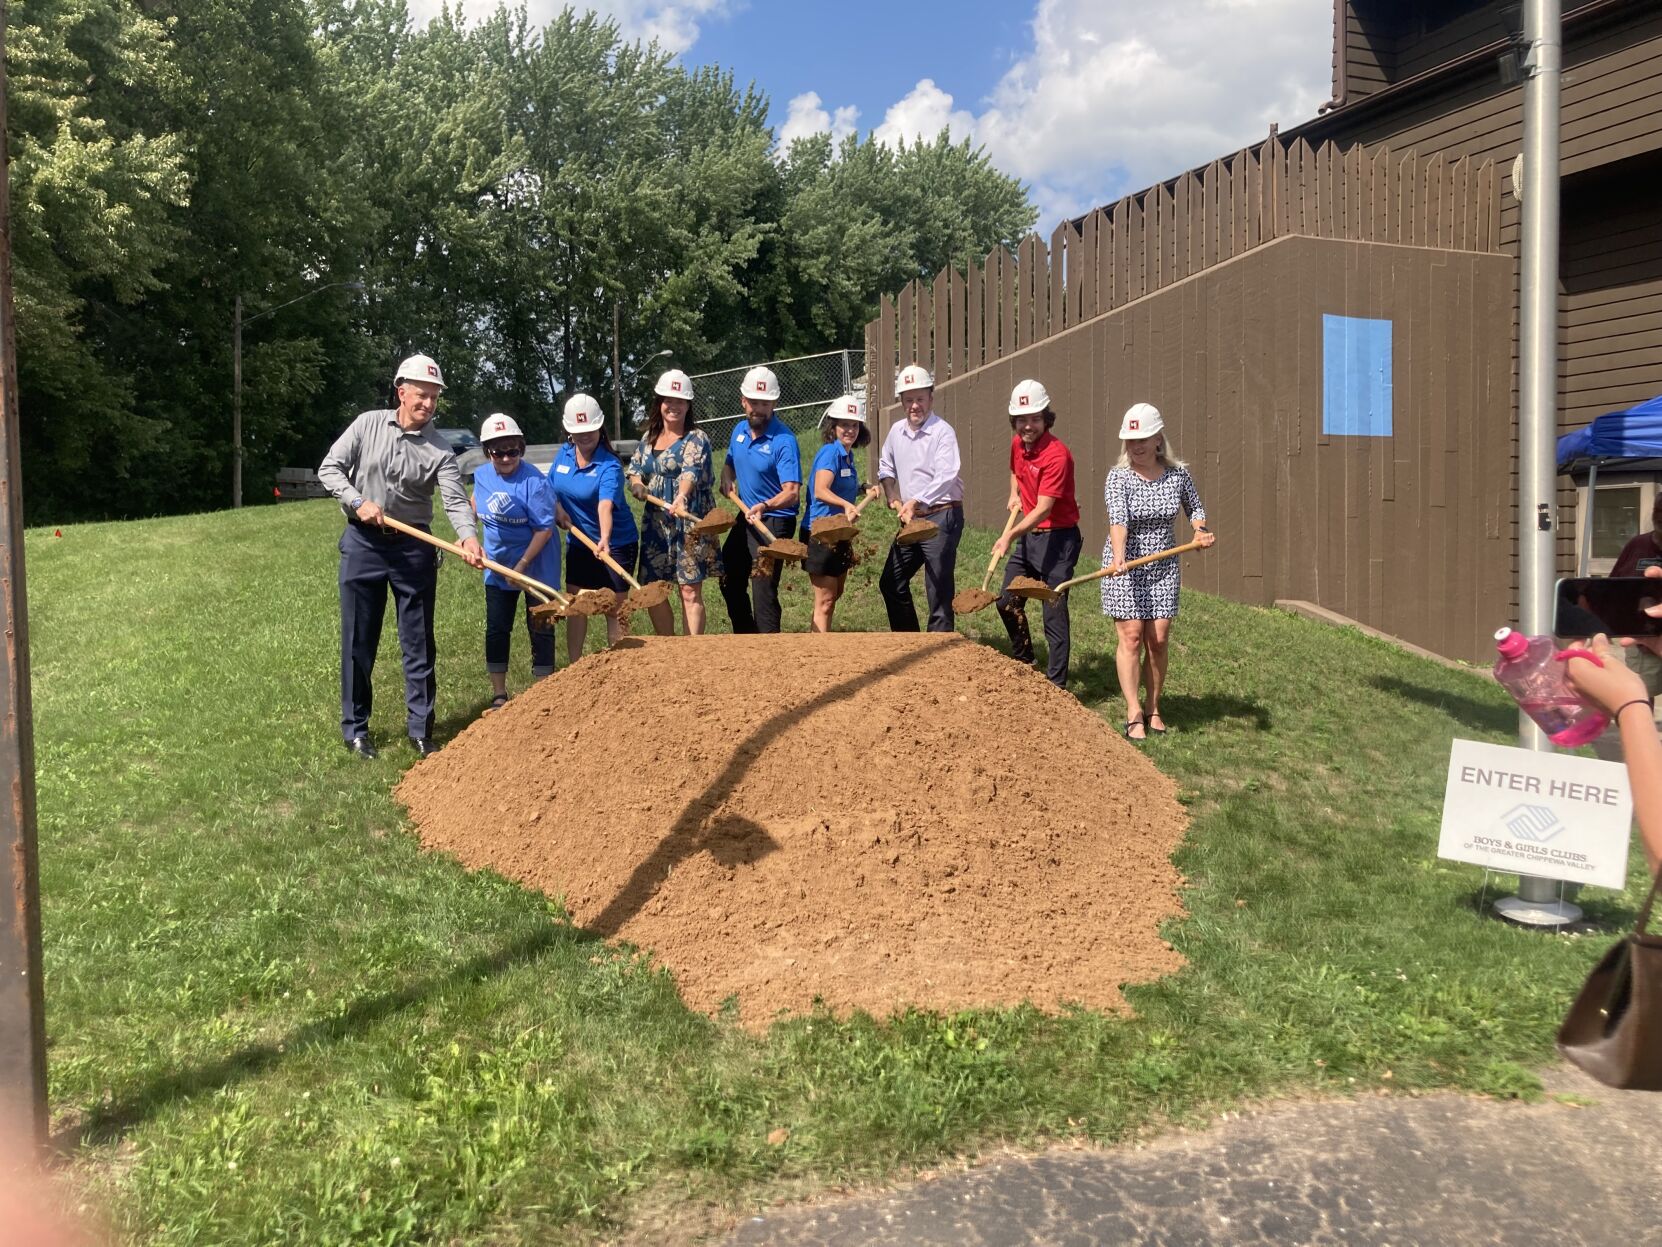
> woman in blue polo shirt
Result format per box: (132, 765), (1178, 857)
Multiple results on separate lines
(717, 365), (801, 634)
(471, 413), (558, 708)
(805, 395), (878, 633)
(548, 392), (639, 656)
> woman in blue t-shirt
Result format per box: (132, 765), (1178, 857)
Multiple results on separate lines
(547, 393), (639, 657)
(470, 413), (558, 709)
(804, 396), (879, 633)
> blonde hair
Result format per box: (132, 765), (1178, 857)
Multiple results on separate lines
(1115, 433), (1186, 472)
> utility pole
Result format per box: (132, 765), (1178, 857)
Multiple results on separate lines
(0, 0), (50, 1147)
(612, 301), (623, 440)
(1501, 0), (1576, 925)
(232, 293), (243, 509)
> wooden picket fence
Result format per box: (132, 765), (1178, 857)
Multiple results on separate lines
(866, 137), (1502, 409)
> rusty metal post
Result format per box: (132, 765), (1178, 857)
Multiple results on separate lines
(0, 0), (49, 1144)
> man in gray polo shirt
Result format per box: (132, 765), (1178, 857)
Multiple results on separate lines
(318, 353), (484, 758)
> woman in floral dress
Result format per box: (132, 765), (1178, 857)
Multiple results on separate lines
(1102, 402), (1215, 741)
(627, 369), (721, 635)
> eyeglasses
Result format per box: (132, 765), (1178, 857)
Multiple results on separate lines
(487, 445), (524, 458)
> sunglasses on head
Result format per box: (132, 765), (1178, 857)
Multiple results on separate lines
(487, 444), (524, 458)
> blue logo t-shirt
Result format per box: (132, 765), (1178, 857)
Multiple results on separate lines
(548, 442), (640, 547)
(472, 461), (560, 590)
(728, 417), (802, 519)
(806, 441), (859, 526)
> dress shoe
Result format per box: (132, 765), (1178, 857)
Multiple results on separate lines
(411, 736), (439, 758)
(345, 736), (377, 759)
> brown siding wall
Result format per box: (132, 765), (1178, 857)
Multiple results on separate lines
(873, 236), (1516, 663)
(1299, 4), (1662, 600)
(1342, 2), (1395, 102)
(1560, 155), (1662, 431)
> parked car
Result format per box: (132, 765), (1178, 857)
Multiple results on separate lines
(435, 427), (482, 454)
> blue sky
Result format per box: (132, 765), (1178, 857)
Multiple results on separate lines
(410, 0), (1335, 228)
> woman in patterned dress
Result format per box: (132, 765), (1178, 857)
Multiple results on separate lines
(1102, 402), (1215, 741)
(627, 369), (722, 635)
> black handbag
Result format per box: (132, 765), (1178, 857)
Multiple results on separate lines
(1557, 865), (1662, 1089)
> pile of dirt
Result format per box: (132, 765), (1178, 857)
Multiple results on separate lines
(397, 633), (1189, 1029)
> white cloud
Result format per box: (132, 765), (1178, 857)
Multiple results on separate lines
(807, 0), (1329, 228)
(777, 91), (860, 150)
(971, 0), (1331, 224)
(871, 79), (978, 149)
(405, 0), (730, 55)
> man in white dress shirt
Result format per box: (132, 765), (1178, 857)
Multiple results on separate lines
(876, 363), (964, 632)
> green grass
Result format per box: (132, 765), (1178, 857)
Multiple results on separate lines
(31, 498), (1648, 1243)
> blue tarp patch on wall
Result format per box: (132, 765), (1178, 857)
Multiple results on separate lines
(1323, 314), (1393, 437)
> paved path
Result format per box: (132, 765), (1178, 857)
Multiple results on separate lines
(724, 1068), (1661, 1246)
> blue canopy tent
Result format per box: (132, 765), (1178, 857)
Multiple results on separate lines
(1558, 394), (1662, 574)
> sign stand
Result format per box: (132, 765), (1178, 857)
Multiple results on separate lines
(1493, 875), (1581, 927)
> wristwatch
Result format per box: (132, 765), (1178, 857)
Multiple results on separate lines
(350, 497), (364, 511)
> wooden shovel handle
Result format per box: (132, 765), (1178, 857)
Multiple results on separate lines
(379, 514), (567, 603)
(1054, 537), (1210, 594)
(565, 522), (643, 589)
(643, 493), (693, 519)
(981, 505), (1024, 592)
(726, 488), (781, 544)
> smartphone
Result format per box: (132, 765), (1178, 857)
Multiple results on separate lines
(1554, 577), (1662, 638)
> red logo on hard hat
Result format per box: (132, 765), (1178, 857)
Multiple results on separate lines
(672, 381), (682, 392)
(1130, 420), (1140, 430)
(426, 364), (438, 378)
(1019, 395), (1030, 406)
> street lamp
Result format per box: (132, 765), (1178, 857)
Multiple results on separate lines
(614, 346), (673, 439)
(233, 279), (365, 508)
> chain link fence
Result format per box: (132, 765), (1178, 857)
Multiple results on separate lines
(686, 349), (866, 447)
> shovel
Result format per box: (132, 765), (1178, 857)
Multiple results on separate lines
(565, 524), (673, 613)
(725, 488), (808, 562)
(951, 504), (1023, 615)
(895, 508), (942, 547)
(378, 515), (590, 623)
(809, 489), (880, 546)
(1008, 537), (1211, 604)
(644, 492), (733, 538)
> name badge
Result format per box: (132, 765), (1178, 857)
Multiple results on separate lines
(554, 464), (571, 474)
(839, 468), (853, 477)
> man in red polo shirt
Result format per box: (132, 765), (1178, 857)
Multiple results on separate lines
(993, 379), (1081, 688)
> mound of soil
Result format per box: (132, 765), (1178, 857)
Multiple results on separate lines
(397, 633), (1188, 1029)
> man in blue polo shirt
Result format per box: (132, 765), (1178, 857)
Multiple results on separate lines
(719, 365), (801, 633)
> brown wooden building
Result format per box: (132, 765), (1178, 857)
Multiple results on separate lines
(863, 0), (1662, 662)
(1303, 0), (1662, 583)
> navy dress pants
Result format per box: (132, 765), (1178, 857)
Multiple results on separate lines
(996, 525), (1082, 687)
(879, 506), (964, 633)
(339, 522), (438, 742)
(721, 515), (795, 634)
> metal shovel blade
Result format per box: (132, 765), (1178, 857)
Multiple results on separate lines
(811, 517), (858, 546)
(691, 508), (735, 537)
(951, 587), (1000, 614)
(625, 580), (673, 612)
(895, 518), (940, 547)
(1006, 575), (1059, 603)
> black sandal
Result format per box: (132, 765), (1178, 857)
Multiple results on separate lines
(1146, 712), (1167, 735)
(1124, 715), (1146, 742)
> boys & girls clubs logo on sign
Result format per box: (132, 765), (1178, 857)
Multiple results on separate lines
(1438, 739), (1633, 890)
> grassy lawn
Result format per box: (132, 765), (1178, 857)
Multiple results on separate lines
(30, 496), (1646, 1243)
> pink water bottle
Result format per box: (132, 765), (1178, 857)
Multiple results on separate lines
(1492, 627), (1610, 747)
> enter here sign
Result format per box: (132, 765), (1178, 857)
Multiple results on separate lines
(1439, 739), (1633, 890)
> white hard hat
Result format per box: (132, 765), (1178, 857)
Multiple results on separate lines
(563, 393), (606, 434)
(740, 366), (780, 401)
(896, 362), (934, 394)
(394, 353), (446, 390)
(480, 412), (523, 442)
(820, 395), (867, 427)
(1009, 379), (1051, 415)
(654, 369), (694, 399)
(1119, 402), (1165, 440)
